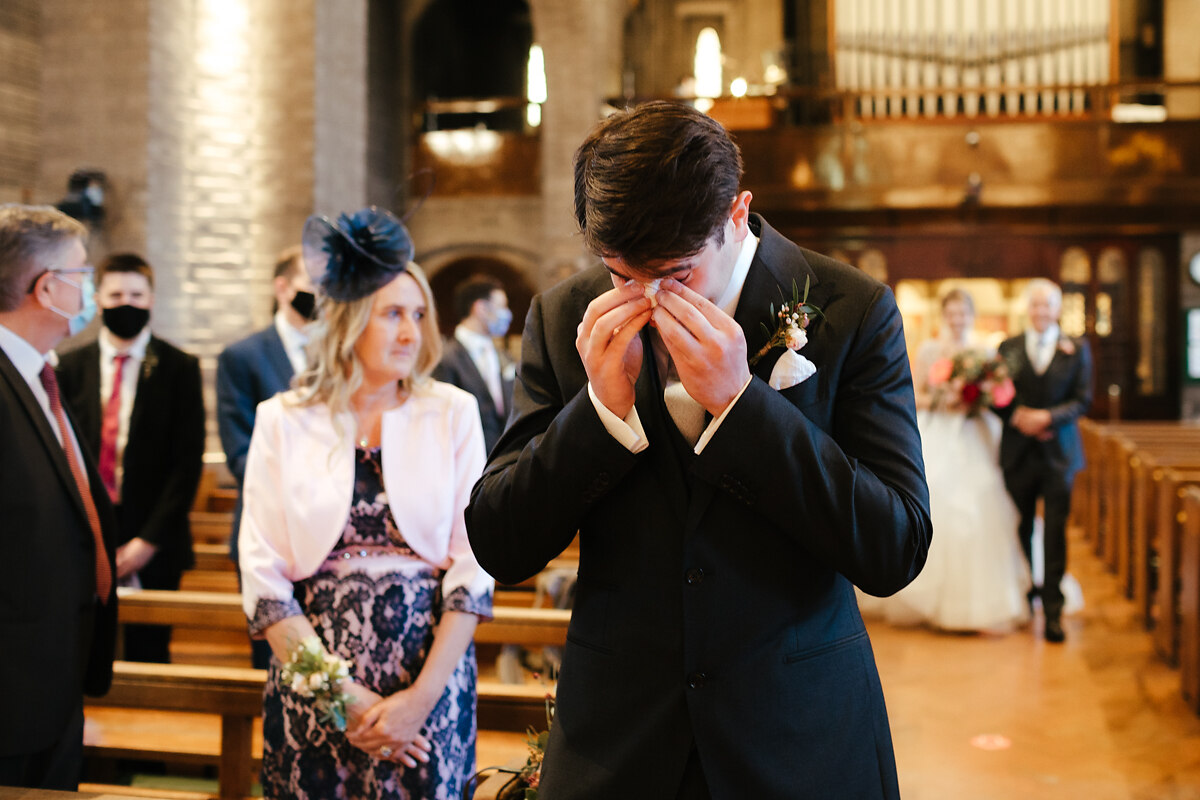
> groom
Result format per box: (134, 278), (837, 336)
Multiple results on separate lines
(466, 101), (931, 798)
(996, 278), (1093, 643)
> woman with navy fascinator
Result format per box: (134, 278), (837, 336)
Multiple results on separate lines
(238, 206), (494, 798)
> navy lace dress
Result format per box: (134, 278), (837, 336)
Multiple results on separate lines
(251, 446), (492, 799)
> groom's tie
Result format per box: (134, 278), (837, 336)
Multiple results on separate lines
(652, 332), (706, 445)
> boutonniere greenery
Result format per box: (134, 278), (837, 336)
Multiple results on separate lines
(141, 349), (158, 380)
(1057, 337), (1076, 356)
(749, 277), (824, 368)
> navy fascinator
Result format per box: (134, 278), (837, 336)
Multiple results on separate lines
(301, 206), (414, 302)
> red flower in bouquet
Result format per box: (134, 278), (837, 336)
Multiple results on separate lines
(928, 348), (1015, 416)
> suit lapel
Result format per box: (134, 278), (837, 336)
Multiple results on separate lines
(452, 342), (500, 418)
(735, 217), (823, 384)
(127, 337), (158, 451)
(685, 218), (823, 537)
(263, 325), (296, 389)
(0, 348), (92, 526)
(77, 341), (103, 454)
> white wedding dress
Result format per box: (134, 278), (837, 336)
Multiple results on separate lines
(859, 338), (1034, 632)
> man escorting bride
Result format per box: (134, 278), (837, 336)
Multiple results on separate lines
(861, 288), (1033, 633)
(863, 280), (1093, 640)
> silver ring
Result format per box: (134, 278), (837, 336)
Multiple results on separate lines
(379, 746), (393, 758)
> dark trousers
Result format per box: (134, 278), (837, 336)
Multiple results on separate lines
(0, 705), (83, 791)
(1003, 456), (1074, 621)
(113, 504), (176, 664)
(123, 622), (171, 663)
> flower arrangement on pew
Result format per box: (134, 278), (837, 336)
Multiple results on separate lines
(466, 671), (556, 800)
(282, 635), (353, 730)
(927, 349), (1015, 417)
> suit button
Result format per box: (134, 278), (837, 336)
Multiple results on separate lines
(687, 672), (707, 689)
(685, 567), (705, 585)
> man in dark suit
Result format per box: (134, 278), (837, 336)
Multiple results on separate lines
(0, 204), (118, 790)
(433, 275), (514, 453)
(216, 246), (314, 668)
(996, 278), (1093, 643)
(56, 253), (206, 663)
(466, 102), (931, 798)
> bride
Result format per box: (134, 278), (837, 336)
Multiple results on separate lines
(862, 289), (1032, 632)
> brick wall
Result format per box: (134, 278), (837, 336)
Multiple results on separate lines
(0, 0), (39, 203)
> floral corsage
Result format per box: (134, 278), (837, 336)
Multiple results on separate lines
(750, 278), (824, 390)
(282, 635), (354, 730)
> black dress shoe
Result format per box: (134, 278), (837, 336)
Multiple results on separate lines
(1044, 618), (1065, 643)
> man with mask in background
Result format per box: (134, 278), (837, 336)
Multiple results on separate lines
(434, 274), (514, 454)
(216, 245), (315, 668)
(57, 252), (206, 664)
(0, 204), (117, 790)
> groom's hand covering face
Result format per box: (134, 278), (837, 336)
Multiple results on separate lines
(576, 280), (653, 418)
(652, 278), (750, 417)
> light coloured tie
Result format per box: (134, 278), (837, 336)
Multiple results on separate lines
(663, 359), (706, 446)
(1035, 334), (1052, 374)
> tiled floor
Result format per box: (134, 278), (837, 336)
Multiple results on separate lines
(869, 529), (1200, 800)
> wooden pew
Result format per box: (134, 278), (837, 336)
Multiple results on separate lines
(1098, 427), (1200, 577)
(85, 662), (546, 800)
(1078, 421), (1200, 562)
(1132, 458), (1200, 627)
(1179, 485), (1200, 715)
(1153, 468), (1200, 665)
(116, 588), (572, 650)
(1076, 422), (1200, 626)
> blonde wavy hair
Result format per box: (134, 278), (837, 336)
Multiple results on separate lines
(290, 262), (442, 416)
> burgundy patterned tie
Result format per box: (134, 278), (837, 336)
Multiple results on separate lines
(40, 363), (113, 603)
(98, 353), (129, 502)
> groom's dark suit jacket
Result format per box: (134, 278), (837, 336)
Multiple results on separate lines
(995, 332), (1093, 478)
(0, 347), (118, 758)
(467, 216), (931, 799)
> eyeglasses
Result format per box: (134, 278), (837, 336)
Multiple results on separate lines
(27, 265), (95, 294)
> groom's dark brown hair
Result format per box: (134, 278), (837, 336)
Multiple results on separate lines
(573, 100), (743, 272)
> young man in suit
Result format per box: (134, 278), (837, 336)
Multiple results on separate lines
(466, 102), (931, 798)
(56, 253), (206, 664)
(0, 204), (118, 790)
(216, 246), (314, 668)
(433, 275), (514, 453)
(996, 278), (1093, 643)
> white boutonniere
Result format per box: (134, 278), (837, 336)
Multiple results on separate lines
(749, 278), (824, 390)
(1057, 337), (1075, 356)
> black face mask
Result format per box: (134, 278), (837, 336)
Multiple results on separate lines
(101, 305), (150, 339)
(290, 290), (317, 321)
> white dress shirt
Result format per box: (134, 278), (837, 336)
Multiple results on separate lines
(455, 324), (505, 414)
(99, 326), (150, 496)
(0, 322), (88, 470)
(274, 309), (309, 377)
(589, 230), (759, 455)
(1025, 323), (1060, 375)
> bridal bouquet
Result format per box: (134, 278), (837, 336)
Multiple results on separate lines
(282, 635), (354, 730)
(927, 349), (1015, 416)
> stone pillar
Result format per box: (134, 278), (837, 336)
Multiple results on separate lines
(1164, 0), (1200, 118)
(0, 1), (41, 204)
(314, 0), (368, 216)
(531, 0), (626, 289)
